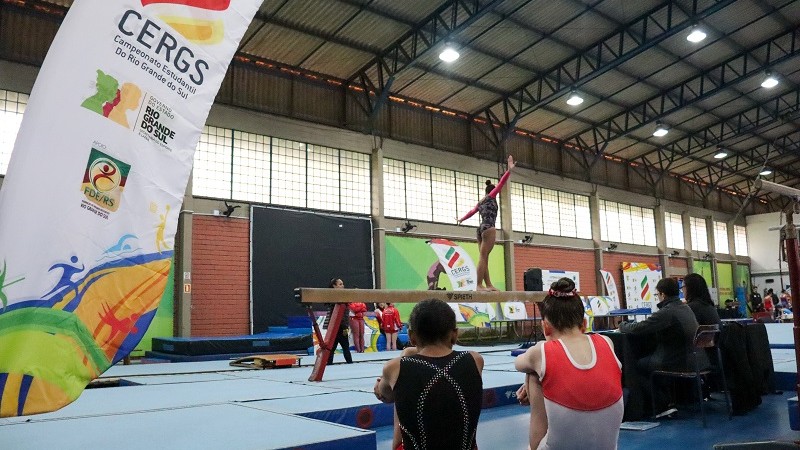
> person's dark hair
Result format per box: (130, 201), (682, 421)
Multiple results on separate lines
(683, 273), (713, 306)
(541, 278), (584, 331)
(329, 278), (342, 288)
(485, 179), (495, 195)
(408, 299), (456, 346)
(656, 277), (680, 298)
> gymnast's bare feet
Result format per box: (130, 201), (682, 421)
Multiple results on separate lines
(485, 285), (499, 292)
(477, 285), (492, 291)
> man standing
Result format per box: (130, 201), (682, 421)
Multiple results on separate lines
(749, 288), (764, 313)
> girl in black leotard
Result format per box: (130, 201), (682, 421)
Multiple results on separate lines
(457, 155), (515, 291)
(373, 299), (484, 450)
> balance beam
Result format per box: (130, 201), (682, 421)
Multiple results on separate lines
(296, 288), (547, 304)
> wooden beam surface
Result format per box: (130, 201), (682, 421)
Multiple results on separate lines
(297, 288), (547, 304)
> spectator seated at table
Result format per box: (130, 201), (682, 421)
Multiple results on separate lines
(514, 278), (623, 449)
(683, 273), (721, 326)
(619, 277), (705, 415)
(720, 299), (743, 319)
(779, 289), (792, 309)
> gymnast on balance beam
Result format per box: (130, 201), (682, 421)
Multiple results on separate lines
(457, 154), (515, 292)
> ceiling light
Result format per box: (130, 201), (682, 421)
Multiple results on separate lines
(759, 169), (772, 176)
(686, 26), (707, 43)
(653, 122), (669, 137)
(566, 90), (584, 106)
(761, 72), (779, 88)
(713, 150), (728, 159)
(439, 43), (459, 63)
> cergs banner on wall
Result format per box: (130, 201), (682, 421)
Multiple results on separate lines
(0, 0), (260, 417)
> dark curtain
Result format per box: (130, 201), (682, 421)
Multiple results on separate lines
(251, 206), (374, 331)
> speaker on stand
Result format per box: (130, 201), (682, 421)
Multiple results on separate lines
(522, 268), (544, 347)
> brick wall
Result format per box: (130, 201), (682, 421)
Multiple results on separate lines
(514, 245), (598, 295)
(601, 252), (661, 308)
(668, 257), (688, 270)
(191, 215), (251, 336)
(514, 245), (597, 317)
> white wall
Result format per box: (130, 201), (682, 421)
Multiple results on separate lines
(746, 212), (793, 294)
(746, 212), (790, 273)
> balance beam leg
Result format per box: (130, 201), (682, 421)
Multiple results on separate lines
(308, 303), (347, 382)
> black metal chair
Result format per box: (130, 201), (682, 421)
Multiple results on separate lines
(649, 324), (733, 427)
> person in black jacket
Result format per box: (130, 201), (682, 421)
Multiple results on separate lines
(620, 278), (701, 372)
(749, 288), (764, 313)
(683, 273), (721, 326)
(620, 278), (702, 414)
(325, 278), (352, 364)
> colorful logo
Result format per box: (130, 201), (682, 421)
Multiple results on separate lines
(444, 247), (464, 268)
(141, 0), (229, 45)
(81, 149), (131, 213)
(81, 70), (142, 129)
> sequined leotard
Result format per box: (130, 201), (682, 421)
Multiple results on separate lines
(458, 169), (512, 242)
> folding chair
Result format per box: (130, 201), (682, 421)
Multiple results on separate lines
(649, 324), (733, 427)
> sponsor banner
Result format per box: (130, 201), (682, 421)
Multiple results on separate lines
(716, 262), (733, 306)
(427, 239), (477, 291)
(0, 0), (260, 417)
(384, 236), (505, 324)
(582, 295), (618, 332)
(599, 269), (620, 307)
(541, 269), (581, 291)
(499, 301), (526, 320)
(622, 262), (662, 314)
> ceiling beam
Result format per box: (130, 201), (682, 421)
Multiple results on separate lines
(564, 26), (800, 154)
(471, 0), (738, 130)
(632, 86), (800, 191)
(343, 0), (504, 128)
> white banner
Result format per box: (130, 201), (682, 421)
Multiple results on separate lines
(427, 238), (477, 291)
(426, 239), (501, 325)
(599, 269), (621, 307)
(0, 0), (260, 417)
(622, 262), (662, 311)
(541, 269), (581, 291)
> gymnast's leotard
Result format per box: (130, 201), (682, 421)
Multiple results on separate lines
(458, 169), (512, 241)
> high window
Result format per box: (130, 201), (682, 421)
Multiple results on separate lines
(510, 183), (591, 239)
(714, 221), (729, 254)
(599, 200), (656, 246)
(193, 128), (370, 214)
(664, 212), (685, 249)
(734, 225), (748, 256)
(383, 158), (500, 228)
(0, 90), (28, 175)
(690, 217), (708, 252)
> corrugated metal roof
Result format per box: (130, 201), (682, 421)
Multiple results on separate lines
(336, 11), (409, 50)
(594, 0), (660, 24)
(273, 0), (363, 35)
(550, 11), (616, 50)
(369, 0), (448, 23)
(512, 41), (575, 73)
(242, 24), (324, 66)
(440, 86), (500, 112)
(300, 42), (374, 79)
(4, 0), (800, 199)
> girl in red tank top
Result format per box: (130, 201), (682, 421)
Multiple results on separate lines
(514, 278), (623, 449)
